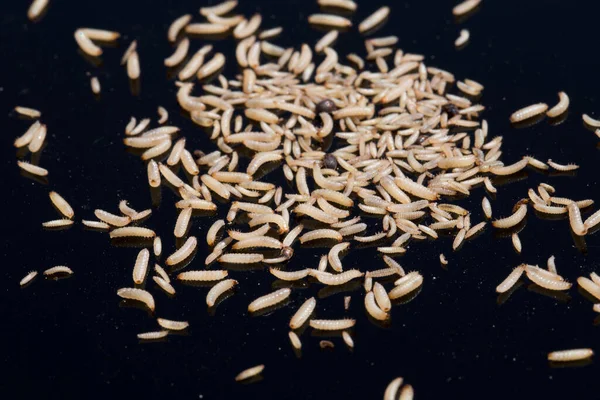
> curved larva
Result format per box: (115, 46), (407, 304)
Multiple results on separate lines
(389, 272), (423, 299)
(465, 222), (486, 239)
(14, 121), (40, 147)
(299, 229), (343, 243)
(578, 277), (600, 300)
(176, 199), (217, 211)
(582, 113), (600, 127)
(109, 227), (155, 239)
(452, 228), (466, 250)
(201, 175), (230, 199)
(568, 202), (587, 236)
(547, 159), (579, 172)
(359, 6), (390, 32)
(141, 139), (171, 160)
(294, 204), (338, 224)
(232, 201), (273, 215)
(174, 207), (192, 238)
(248, 288), (291, 312)
(496, 265), (525, 293)
(525, 156), (549, 170)
(547, 256), (557, 274)
(157, 318), (189, 330)
(133, 249), (150, 285)
(232, 236), (282, 250)
(168, 14), (192, 42)
(584, 209), (600, 230)
(117, 288), (155, 311)
(137, 331), (168, 340)
(594, 304), (600, 313)
(218, 253), (264, 264)
(157, 106), (169, 124)
(147, 160), (161, 188)
(20, 271), (38, 287)
(43, 266), (73, 277)
(74, 29), (102, 56)
(399, 385), (414, 400)
(526, 267), (571, 291)
(247, 151), (283, 175)
(180, 150), (199, 176)
(206, 279), (238, 307)
(94, 209), (130, 227)
(288, 331), (302, 350)
(79, 28), (120, 41)
(166, 236), (197, 266)
(455, 29), (470, 47)
(490, 158), (528, 176)
(207, 219), (225, 246)
(235, 364), (265, 382)
(309, 318), (356, 331)
(228, 225), (271, 241)
(27, 0), (49, 20)
(28, 125), (47, 152)
(153, 276), (176, 295)
(548, 349), (594, 362)
(328, 242), (350, 272)
(42, 219), (74, 228)
(82, 220), (110, 230)
(339, 223), (367, 237)
(178, 270), (227, 282)
(492, 204), (527, 229)
(270, 268), (309, 281)
(510, 103), (548, 123)
(439, 254), (449, 266)
(282, 224), (303, 247)
(512, 234), (522, 253)
(18, 160), (48, 176)
(365, 291), (388, 320)
(197, 53), (225, 79)
(340, 331), (354, 349)
(383, 377), (404, 400)
(312, 189), (353, 207)
(533, 203), (566, 214)
(233, 14), (262, 39)
(546, 92), (569, 117)
(312, 269), (364, 286)
(289, 297), (317, 329)
(154, 264), (169, 283)
(151, 237), (162, 258)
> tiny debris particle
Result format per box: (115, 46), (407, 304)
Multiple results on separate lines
(316, 99), (337, 113)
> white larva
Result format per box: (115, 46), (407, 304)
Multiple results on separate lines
(311, 269), (364, 286)
(342, 331), (354, 349)
(166, 236), (197, 266)
(512, 233), (522, 253)
(174, 207), (192, 238)
(389, 272), (423, 299)
(82, 220), (110, 230)
(164, 38), (189, 67)
(15, 106), (41, 118)
(288, 331), (302, 350)
(455, 29), (470, 47)
(383, 377), (404, 400)
(358, 6), (390, 33)
(168, 14), (192, 42)
(137, 331), (169, 340)
(525, 266), (571, 291)
(235, 364), (264, 382)
(94, 209), (130, 227)
(153, 236), (162, 257)
(17, 161), (48, 176)
(496, 265), (525, 293)
(582, 114), (600, 127)
(133, 249), (150, 285)
(300, 229), (342, 243)
(248, 288), (291, 312)
(127, 51), (140, 79)
(546, 92), (569, 118)
(90, 77), (101, 94)
(492, 203), (527, 228)
(117, 288), (155, 311)
(43, 266), (73, 277)
(578, 277), (600, 301)
(27, 0), (49, 20)
(206, 279), (238, 307)
(207, 219), (226, 246)
(42, 219), (74, 228)
(28, 123), (46, 153)
(14, 121), (41, 147)
(157, 318), (189, 330)
(548, 349), (594, 362)
(482, 197), (492, 219)
(510, 103), (548, 123)
(20, 271), (38, 287)
(328, 242), (350, 272)
(289, 297), (316, 329)
(568, 202), (587, 236)
(177, 270), (228, 282)
(365, 291), (388, 321)
(373, 282), (391, 312)
(218, 253), (264, 264)
(74, 29), (102, 56)
(153, 276), (176, 295)
(109, 227), (156, 239)
(452, 0), (481, 16)
(308, 14), (352, 28)
(318, 0), (357, 11)
(309, 319), (356, 331)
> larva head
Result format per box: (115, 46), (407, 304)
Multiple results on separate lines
(512, 198), (529, 212)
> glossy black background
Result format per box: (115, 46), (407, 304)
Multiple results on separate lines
(2, 0), (600, 399)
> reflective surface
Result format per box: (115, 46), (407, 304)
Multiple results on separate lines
(2, 0), (600, 398)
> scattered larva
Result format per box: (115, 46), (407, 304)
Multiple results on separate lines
(43, 266), (73, 277)
(14, 106), (41, 118)
(177, 270), (228, 282)
(20, 271), (38, 287)
(17, 160), (48, 177)
(567, 202), (588, 236)
(290, 297), (317, 329)
(512, 233), (522, 253)
(492, 203), (527, 228)
(235, 364), (265, 382)
(342, 331), (354, 349)
(439, 254), (448, 266)
(365, 291), (388, 320)
(153, 236), (162, 257)
(318, 0), (357, 10)
(90, 76), (101, 94)
(546, 92), (569, 117)
(74, 29), (102, 57)
(547, 256), (557, 274)
(482, 197), (492, 219)
(137, 331), (169, 340)
(218, 253), (264, 264)
(42, 219), (74, 228)
(383, 377), (404, 400)
(165, 236), (197, 266)
(153, 276), (176, 295)
(311, 269), (364, 286)
(82, 220), (110, 230)
(582, 113), (600, 127)
(389, 272), (423, 299)
(509, 103), (548, 123)
(109, 227), (156, 239)
(157, 318), (189, 331)
(452, 0), (481, 16)
(309, 318), (356, 331)
(578, 277), (600, 301)
(288, 331), (302, 350)
(373, 282), (391, 312)
(117, 288), (155, 311)
(14, 121), (41, 148)
(27, 0), (49, 20)
(174, 207), (192, 238)
(358, 6), (390, 33)
(308, 14), (352, 28)
(496, 265), (525, 293)
(94, 209), (130, 227)
(455, 29), (470, 47)
(248, 288), (291, 312)
(525, 266), (571, 291)
(133, 249), (150, 285)
(547, 159), (579, 172)
(548, 349), (593, 362)
(206, 279), (238, 307)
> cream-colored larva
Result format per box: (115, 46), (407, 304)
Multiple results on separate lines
(175, 199), (217, 212)
(154, 264), (169, 283)
(490, 158), (528, 176)
(299, 229), (343, 243)
(42, 219), (74, 228)
(310, 318), (356, 331)
(578, 277), (600, 300)
(27, 0), (49, 20)
(294, 204), (338, 224)
(584, 209), (600, 230)
(133, 249), (150, 285)
(235, 364), (264, 382)
(94, 209), (130, 227)
(437, 155), (476, 169)
(547, 159), (579, 172)
(218, 253), (264, 264)
(174, 207), (192, 238)
(259, 27), (282, 40)
(452, 228), (466, 250)
(90, 76), (101, 94)
(482, 197), (492, 219)
(180, 150), (199, 176)
(526, 266), (571, 291)
(389, 272), (423, 299)
(496, 265), (525, 293)
(197, 53), (225, 79)
(383, 377), (404, 400)
(452, 0), (481, 16)
(340, 331), (354, 349)
(365, 291), (388, 320)
(308, 14), (352, 27)
(492, 204), (527, 228)
(232, 236), (282, 250)
(358, 6), (390, 33)
(248, 288), (291, 312)
(289, 297), (316, 329)
(82, 220), (110, 230)
(153, 276), (176, 295)
(109, 227), (156, 239)
(546, 92), (569, 117)
(164, 37), (189, 67)
(186, 23), (229, 35)
(177, 270), (228, 282)
(455, 29), (470, 47)
(547, 255), (557, 274)
(247, 151), (283, 175)
(147, 160), (161, 188)
(17, 161), (48, 176)
(117, 288), (155, 311)
(157, 318), (189, 331)
(14, 121), (40, 147)
(74, 29), (102, 56)
(152, 237), (162, 257)
(166, 236), (197, 266)
(373, 282), (391, 311)
(282, 224), (303, 248)
(157, 106), (169, 125)
(14, 106), (41, 118)
(270, 268), (309, 281)
(127, 51), (140, 79)
(548, 349), (594, 362)
(582, 113), (600, 127)
(328, 242), (350, 272)
(137, 331), (168, 340)
(20, 271), (38, 287)
(311, 269), (364, 286)
(510, 103), (548, 123)
(315, 30), (338, 53)
(207, 219), (225, 246)
(206, 279), (238, 307)
(395, 177), (438, 201)
(399, 385), (414, 400)
(27, 122), (46, 153)
(568, 202), (587, 236)
(168, 14), (192, 42)
(319, 0), (357, 10)
(512, 233), (522, 253)
(288, 331), (302, 350)
(80, 28), (120, 41)
(43, 266), (73, 277)
(201, 174), (230, 199)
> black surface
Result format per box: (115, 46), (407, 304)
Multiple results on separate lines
(2, 0), (600, 399)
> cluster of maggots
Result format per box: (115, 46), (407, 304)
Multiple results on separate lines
(16, 0), (600, 396)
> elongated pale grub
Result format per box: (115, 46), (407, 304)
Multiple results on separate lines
(133, 249), (150, 285)
(168, 14), (192, 42)
(582, 114), (600, 127)
(43, 266), (73, 277)
(455, 29), (470, 47)
(48, 191), (74, 219)
(218, 253), (264, 264)
(157, 318), (189, 330)
(174, 207), (192, 238)
(482, 197), (492, 219)
(206, 279), (238, 307)
(452, 0), (481, 16)
(110, 227), (155, 239)
(289, 331), (302, 350)
(310, 319), (356, 331)
(395, 177), (438, 200)
(42, 219), (74, 228)
(328, 242), (350, 272)
(300, 229), (342, 243)
(547, 159), (579, 172)
(28, 122), (46, 152)
(492, 203), (527, 228)
(235, 364), (264, 382)
(137, 331), (168, 340)
(177, 270), (228, 282)
(568, 202), (587, 236)
(311, 269), (364, 286)
(290, 297), (317, 329)
(578, 277), (600, 300)
(270, 268), (309, 281)
(14, 106), (41, 118)
(510, 103), (548, 123)
(359, 6), (390, 33)
(166, 236), (197, 265)
(18, 161), (48, 176)
(207, 219), (225, 246)
(197, 53), (225, 79)
(27, 0), (49, 20)
(74, 29), (102, 56)
(164, 38), (189, 67)
(512, 233), (522, 253)
(248, 288), (291, 312)
(82, 220), (110, 229)
(20, 271), (38, 287)
(233, 236), (282, 250)
(90, 76), (101, 94)
(14, 121), (40, 147)
(318, 0), (357, 10)
(95, 209), (130, 227)
(365, 291), (388, 320)
(153, 276), (175, 295)
(548, 349), (593, 362)
(117, 288), (155, 311)
(127, 51), (140, 79)
(384, 377), (404, 400)
(546, 92), (569, 117)
(496, 265), (525, 293)
(585, 209), (600, 230)
(526, 266), (571, 291)
(389, 272), (423, 299)
(308, 14), (352, 28)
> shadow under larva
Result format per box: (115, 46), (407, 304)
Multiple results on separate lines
(526, 284), (571, 303)
(496, 281), (524, 306)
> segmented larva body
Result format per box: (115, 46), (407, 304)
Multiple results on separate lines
(294, 203), (338, 224)
(395, 177), (438, 200)
(526, 266), (571, 291)
(117, 288), (155, 311)
(43, 266), (73, 277)
(312, 189), (353, 207)
(147, 160), (161, 187)
(299, 229), (343, 243)
(452, 228), (466, 250)
(94, 209), (130, 227)
(578, 277), (600, 301)
(157, 318), (189, 330)
(285, 295), (316, 330)
(206, 279), (238, 307)
(548, 349), (593, 362)
(235, 364), (265, 382)
(546, 92), (569, 117)
(373, 282), (391, 312)
(308, 14), (352, 28)
(133, 249), (150, 285)
(270, 268), (309, 281)
(328, 242), (350, 272)
(42, 219), (74, 228)
(547, 159), (579, 172)
(137, 331), (169, 340)
(358, 6), (390, 33)
(365, 291), (388, 321)
(342, 331), (354, 349)
(177, 270), (228, 282)
(153, 276), (176, 295)
(452, 0), (481, 16)
(166, 236), (197, 266)
(496, 265), (525, 293)
(82, 220), (110, 229)
(383, 377), (404, 400)
(587, 210), (600, 230)
(207, 219), (225, 246)
(153, 236), (162, 257)
(218, 253), (264, 264)
(582, 114), (600, 127)
(311, 269), (364, 286)
(17, 161), (48, 176)
(49, 191), (74, 219)
(232, 236), (282, 250)
(176, 199), (217, 211)
(389, 272), (423, 299)
(568, 202), (588, 236)
(547, 256), (557, 274)
(492, 204), (527, 228)
(309, 318), (356, 331)
(288, 331), (302, 350)
(20, 271), (38, 287)
(174, 207), (192, 238)
(510, 103), (548, 123)
(248, 288), (291, 312)
(110, 227), (156, 239)
(490, 158), (528, 176)
(512, 234), (522, 253)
